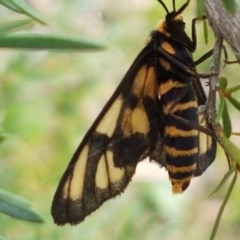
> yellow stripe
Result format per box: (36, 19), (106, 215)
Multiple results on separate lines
(159, 79), (185, 95)
(171, 176), (192, 184)
(166, 163), (196, 173)
(165, 125), (198, 137)
(164, 145), (198, 157)
(161, 41), (175, 55)
(163, 100), (197, 114)
(160, 59), (171, 71)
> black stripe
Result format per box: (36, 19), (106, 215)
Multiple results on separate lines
(163, 113), (197, 131)
(164, 136), (197, 150)
(166, 154), (197, 167)
(160, 85), (196, 104)
(168, 170), (194, 179)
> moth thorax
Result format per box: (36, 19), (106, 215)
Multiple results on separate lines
(157, 20), (171, 37)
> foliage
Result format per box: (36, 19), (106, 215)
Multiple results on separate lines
(0, 0), (103, 239)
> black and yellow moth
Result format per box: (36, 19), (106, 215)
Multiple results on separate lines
(52, 0), (216, 225)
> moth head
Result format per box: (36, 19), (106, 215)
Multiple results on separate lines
(157, 0), (194, 52)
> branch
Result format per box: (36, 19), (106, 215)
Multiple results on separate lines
(205, 0), (240, 61)
(204, 0), (240, 172)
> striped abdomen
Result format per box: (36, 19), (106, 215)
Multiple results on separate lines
(159, 78), (198, 193)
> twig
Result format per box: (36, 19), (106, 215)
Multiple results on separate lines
(205, 0), (240, 62)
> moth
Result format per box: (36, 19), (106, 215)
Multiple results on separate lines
(52, 0), (216, 225)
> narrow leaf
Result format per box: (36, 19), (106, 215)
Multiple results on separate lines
(0, 19), (33, 33)
(217, 132), (240, 165)
(222, 102), (232, 138)
(0, 34), (104, 50)
(0, 0), (18, 11)
(227, 95), (240, 111)
(0, 0), (45, 25)
(203, 18), (208, 45)
(209, 166), (235, 196)
(196, 0), (205, 17)
(227, 84), (240, 94)
(0, 189), (43, 223)
(215, 94), (226, 123)
(209, 171), (237, 240)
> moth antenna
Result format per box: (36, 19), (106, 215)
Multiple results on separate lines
(174, 0), (190, 16)
(173, 0), (176, 12)
(157, 0), (169, 14)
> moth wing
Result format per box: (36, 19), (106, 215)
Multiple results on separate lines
(194, 110), (217, 176)
(191, 78), (217, 176)
(51, 49), (162, 225)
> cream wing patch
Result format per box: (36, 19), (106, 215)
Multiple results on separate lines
(131, 107), (149, 134)
(63, 145), (89, 201)
(95, 151), (125, 189)
(95, 154), (108, 189)
(198, 113), (213, 153)
(121, 102), (150, 137)
(96, 97), (122, 137)
(107, 151), (125, 183)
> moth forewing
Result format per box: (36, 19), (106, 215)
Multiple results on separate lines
(52, 54), (162, 225)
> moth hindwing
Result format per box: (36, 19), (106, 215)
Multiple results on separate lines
(52, 0), (216, 225)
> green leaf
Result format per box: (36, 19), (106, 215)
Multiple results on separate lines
(222, 102), (232, 138)
(215, 94), (226, 123)
(0, 0), (18, 11)
(209, 166), (235, 196)
(0, 34), (104, 50)
(227, 83), (240, 94)
(219, 76), (228, 90)
(210, 171), (237, 240)
(203, 18), (208, 45)
(196, 0), (205, 17)
(227, 95), (240, 110)
(0, 189), (44, 223)
(218, 133), (240, 165)
(0, 0), (45, 25)
(0, 19), (33, 33)
(221, 0), (237, 14)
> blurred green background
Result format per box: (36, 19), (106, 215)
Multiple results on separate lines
(0, 0), (240, 239)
